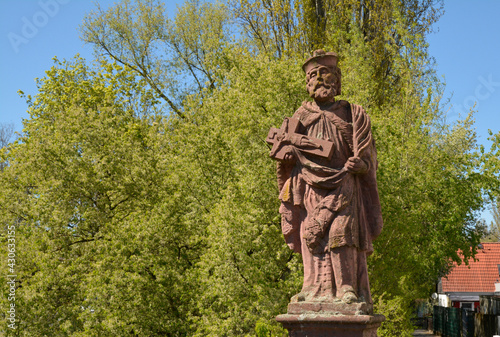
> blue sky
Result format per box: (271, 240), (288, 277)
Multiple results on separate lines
(0, 0), (183, 130)
(1, 0), (499, 222)
(426, 1), (500, 146)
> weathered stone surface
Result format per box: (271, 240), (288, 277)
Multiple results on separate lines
(270, 49), (385, 336)
(276, 313), (385, 337)
(270, 49), (383, 308)
(287, 300), (369, 316)
(266, 117), (334, 160)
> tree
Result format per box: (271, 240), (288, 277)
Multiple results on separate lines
(0, 57), (205, 336)
(483, 200), (500, 242)
(80, 0), (233, 118)
(0, 123), (14, 171)
(2, 0), (500, 336)
(80, 2), (499, 334)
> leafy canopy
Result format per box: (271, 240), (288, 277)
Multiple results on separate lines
(2, 0), (500, 336)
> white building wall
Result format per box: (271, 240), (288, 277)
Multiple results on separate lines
(438, 294), (450, 307)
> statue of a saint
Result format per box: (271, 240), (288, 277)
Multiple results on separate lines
(267, 50), (383, 313)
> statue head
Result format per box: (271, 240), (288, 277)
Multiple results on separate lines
(303, 50), (341, 104)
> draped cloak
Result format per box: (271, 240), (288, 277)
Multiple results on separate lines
(277, 100), (383, 257)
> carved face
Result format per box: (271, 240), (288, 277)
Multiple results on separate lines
(306, 66), (337, 104)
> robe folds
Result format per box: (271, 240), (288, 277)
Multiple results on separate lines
(277, 100), (383, 302)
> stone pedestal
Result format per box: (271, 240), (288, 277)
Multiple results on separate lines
(287, 301), (370, 316)
(276, 313), (385, 337)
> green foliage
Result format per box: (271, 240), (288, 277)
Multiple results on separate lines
(375, 295), (414, 337)
(177, 53), (306, 336)
(2, 0), (500, 336)
(0, 57), (197, 336)
(81, 0), (232, 118)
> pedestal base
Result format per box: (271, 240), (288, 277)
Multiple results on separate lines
(276, 313), (385, 337)
(288, 301), (370, 315)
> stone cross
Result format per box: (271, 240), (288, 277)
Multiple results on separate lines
(266, 117), (334, 160)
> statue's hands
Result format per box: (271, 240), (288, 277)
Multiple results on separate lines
(281, 145), (296, 164)
(345, 156), (368, 174)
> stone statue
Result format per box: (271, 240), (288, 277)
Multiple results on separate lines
(267, 50), (383, 315)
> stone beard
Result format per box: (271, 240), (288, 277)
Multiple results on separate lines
(274, 51), (383, 313)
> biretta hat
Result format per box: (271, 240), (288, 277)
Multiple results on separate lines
(302, 49), (338, 73)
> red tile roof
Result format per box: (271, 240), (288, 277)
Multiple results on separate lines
(441, 242), (500, 293)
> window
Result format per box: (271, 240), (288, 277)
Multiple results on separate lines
(460, 302), (473, 310)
